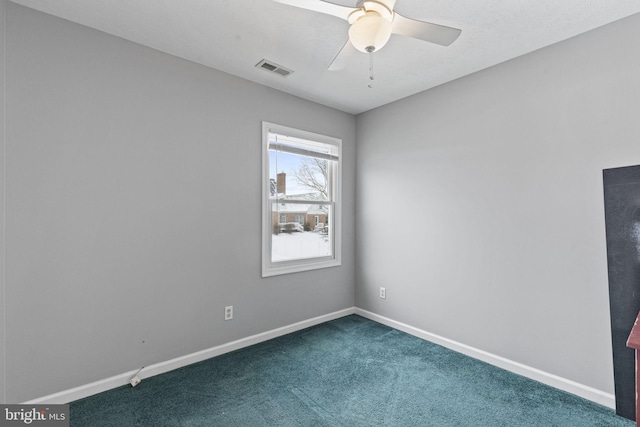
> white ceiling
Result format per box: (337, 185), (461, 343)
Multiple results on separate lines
(9, 0), (640, 114)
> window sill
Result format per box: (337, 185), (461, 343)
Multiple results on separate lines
(262, 257), (341, 277)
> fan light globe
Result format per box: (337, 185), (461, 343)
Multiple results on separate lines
(348, 11), (392, 53)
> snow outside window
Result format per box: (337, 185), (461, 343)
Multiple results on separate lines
(261, 122), (342, 277)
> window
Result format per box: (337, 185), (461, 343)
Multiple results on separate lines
(262, 122), (342, 277)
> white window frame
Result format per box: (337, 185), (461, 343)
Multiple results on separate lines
(262, 121), (342, 277)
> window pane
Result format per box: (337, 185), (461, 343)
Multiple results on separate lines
(271, 204), (331, 262)
(270, 150), (328, 201)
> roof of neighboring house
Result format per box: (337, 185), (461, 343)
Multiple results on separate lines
(272, 192), (328, 215)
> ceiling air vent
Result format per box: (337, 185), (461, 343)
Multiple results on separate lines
(256, 59), (294, 77)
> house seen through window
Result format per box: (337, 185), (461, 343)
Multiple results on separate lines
(262, 122), (342, 277)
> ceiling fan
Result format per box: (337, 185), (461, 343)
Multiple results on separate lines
(271, 0), (462, 71)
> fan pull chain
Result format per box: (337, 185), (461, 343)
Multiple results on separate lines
(367, 47), (374, 89)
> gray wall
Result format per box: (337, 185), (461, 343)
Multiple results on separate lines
(355, 13), (640, 394)
(1, 0), (6, 405)
(2, 1), (355, 403)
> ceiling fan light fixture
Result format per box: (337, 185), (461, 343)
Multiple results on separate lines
(348, 11), (392, 53)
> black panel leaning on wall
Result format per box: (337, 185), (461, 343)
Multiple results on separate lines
(603, 165), (640, 421)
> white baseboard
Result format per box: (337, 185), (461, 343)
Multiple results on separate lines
(354, 308), (616, 409)
(26, 306), (615, 410)
(25, 307), (356, 404)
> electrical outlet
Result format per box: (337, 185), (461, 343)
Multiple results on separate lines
(380, 287), (386, 299)
(225, 305), (233, 320)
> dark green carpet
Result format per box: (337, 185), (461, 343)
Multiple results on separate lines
(70, 315), (632, 426)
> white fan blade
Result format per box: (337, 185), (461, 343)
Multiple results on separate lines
(328, 39), (357, 70)
(392, 12), (461, 46)
(272, 0), (357, 21)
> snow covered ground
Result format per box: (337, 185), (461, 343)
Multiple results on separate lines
(272, 232), (330, 262)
